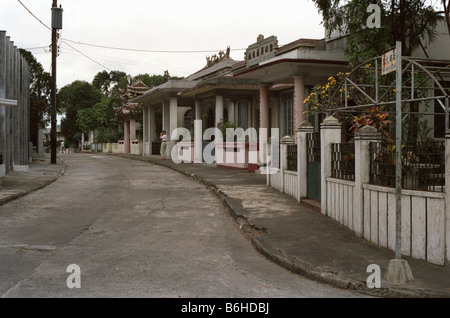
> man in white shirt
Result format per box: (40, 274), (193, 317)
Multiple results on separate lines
(160, 131), (167, 160)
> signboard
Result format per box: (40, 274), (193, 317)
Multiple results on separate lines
(382, 48), (396, 75)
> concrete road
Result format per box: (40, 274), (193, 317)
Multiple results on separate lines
(0, 154), (364, 298)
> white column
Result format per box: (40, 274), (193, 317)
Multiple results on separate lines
(320, 116), (342, 215)
(143, 106), (148, 156)
(354, 125), (382, 237)
(215, 94), (224, 127)
(168, 96), (178, 160)
(297, 121), (314, 202)
(195, 99), (202, 163)
(445, 130), (450, 263)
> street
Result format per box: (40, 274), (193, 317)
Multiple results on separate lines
(0, 154), (363, 298)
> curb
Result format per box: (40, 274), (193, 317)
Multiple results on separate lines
(109, 153), (450, 298)
(0, 161), (66, 207)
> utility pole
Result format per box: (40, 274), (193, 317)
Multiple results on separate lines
(50, 0), (62, 164)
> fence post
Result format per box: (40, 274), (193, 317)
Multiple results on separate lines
(320, 116), (342, 215)
(446, 130), (450, 263)
(297, 121), (313, 202)
(280, 136), (294, 194)
(354, 125), (381, 237)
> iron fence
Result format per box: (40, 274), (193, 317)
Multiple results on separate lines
(369, 141), (445, 192)
(286, 144), (297, 171)
(331, 143), (355, 181)
(307, 132), (321, 164)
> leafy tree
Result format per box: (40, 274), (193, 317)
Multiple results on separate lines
(18, 49), (52, 147)
(58, 81), (103, 145)
(312, 0), (444, 65)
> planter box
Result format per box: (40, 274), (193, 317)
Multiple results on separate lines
(131, 139), (143, 155)
(216, 142), (248, 170)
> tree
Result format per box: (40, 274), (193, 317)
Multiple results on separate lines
(312, 0), (444, 65)
(58, 81), (103, 146)
(18, 49), (52, 147)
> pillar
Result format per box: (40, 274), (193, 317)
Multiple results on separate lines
(445, 130), (450, 263)
(320, 116), (342, 215)
(124, 120), (130, 154)
(294, 75), (306, 139)
(195, 99), (202, 163)
(0, 31), (6, 175)
(354, 125), (382, 237)
(168, 96), (178, 160)
(143, 106), (148, 156)
(149, 106), (155, 155)
(215, 94), (224, 127)
(130, 118), (136, 140)
(297, 121), (314, 202)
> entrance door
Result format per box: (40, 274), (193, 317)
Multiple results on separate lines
(307, 132), (321, 202)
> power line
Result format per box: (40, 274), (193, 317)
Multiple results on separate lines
(62, 41), (112, 71)
(17, 0), (51, 31)
(61, 38), (246, 54)
(17, 0), (246, 55)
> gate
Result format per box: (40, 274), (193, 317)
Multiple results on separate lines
(307, 132), (321, 202)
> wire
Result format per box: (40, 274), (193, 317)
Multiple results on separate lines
(61, 38), (246, 54)
(62, 41), (112, 71)
(17, 0), (51, 31)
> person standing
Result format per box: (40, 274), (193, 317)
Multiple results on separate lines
(160, 131), (167, 160)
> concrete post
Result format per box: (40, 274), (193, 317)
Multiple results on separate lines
(320, 116), (342, 215)
(124, 120), (130, 154)
(130, 118), (136, 141)
(280, 135), (295, 194)
(149, 106), (155, 155)
(142, 106), (147, 156)
(195, 99), (202, 163)
(0, 31), (6, 175)
(293, 75), (306, 138)
(297, 121), (314, 202)
(168, 96), (178, 160)
(215, 94), (224, 127)
(354, 125), (382, 237)
(445, 130), (450, 263)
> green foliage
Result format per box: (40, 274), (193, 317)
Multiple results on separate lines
(311, 0), (443, 66)
(58, 81), (103, 145)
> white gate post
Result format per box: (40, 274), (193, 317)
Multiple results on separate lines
(320, 116), (342, 215)
(354, 125), (381, 237)
(297, 121), (313, 202)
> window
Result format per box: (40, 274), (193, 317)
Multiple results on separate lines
(282, 92), (294, 136)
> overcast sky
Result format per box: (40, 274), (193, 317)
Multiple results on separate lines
(2, 0), (326, 88)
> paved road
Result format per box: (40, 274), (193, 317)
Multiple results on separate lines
(0, 154), (364, 298)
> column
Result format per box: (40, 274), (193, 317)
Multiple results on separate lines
(445, 130), (450, 263)
(124, 120), (130, 154)
(320, 116), (342, 215)
(354, 125), (382, 237)
(297, 121), (314, 202)
(259, 85), (270, 166)
(194, 99), (202, 163)
(0, 31), (6, 176)
(168, 96), (178, 160)
(149, 106), (155, 155)
(294, 75), (307, 137)
(228, 100), (235, 125)
(215, 94), (224, 127)
(130, 118), (136, 140)
(162, 99), (170, 133)
(142, 106), (148, 156)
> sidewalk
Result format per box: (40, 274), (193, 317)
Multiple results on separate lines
(0, 155), (65, 206)
(114, 153), (450, 298)
(2, 152), (450, 297)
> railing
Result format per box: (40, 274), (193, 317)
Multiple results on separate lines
(331, 143), (355, 181)
(369, 141), (445, 192)
(307, 132), (321, 163)
(286, 144), (297, 171)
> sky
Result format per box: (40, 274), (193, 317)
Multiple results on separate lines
(1, 0), (326, 89)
